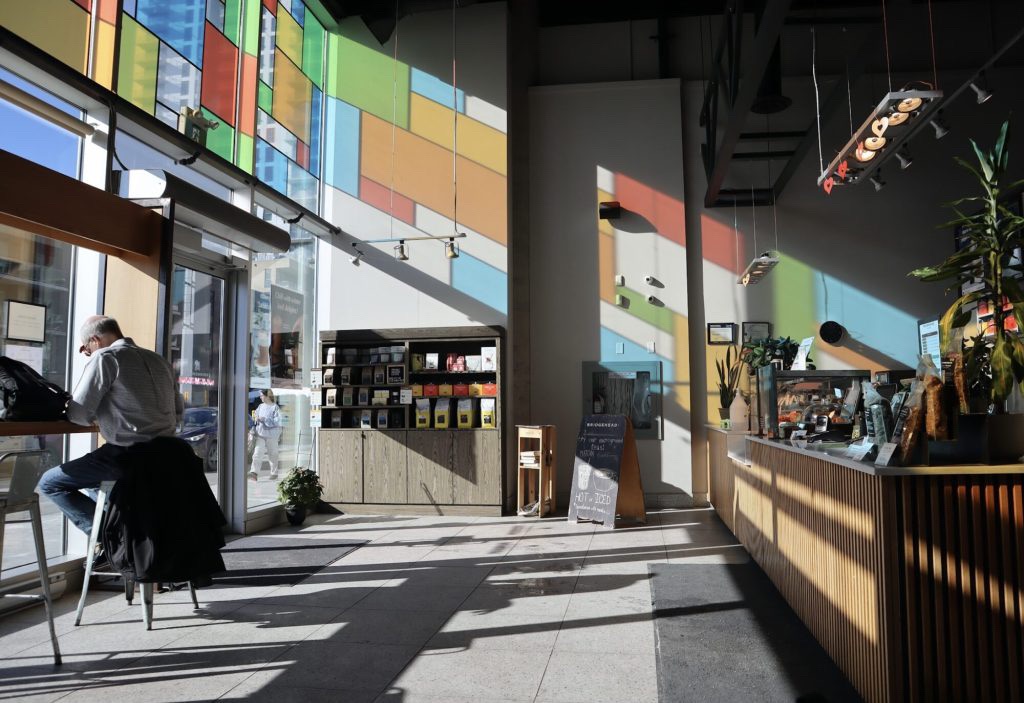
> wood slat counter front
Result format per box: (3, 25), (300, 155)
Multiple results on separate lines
(707, 429), (1024, 703)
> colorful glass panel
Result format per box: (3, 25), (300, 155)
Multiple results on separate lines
(157, 41), (201, 117)
(238, 132), (255, 173)
(223, 0), (242, 45)
(275, 6), (303, 67)
(257, 109), (298, 160)
(202, 107), (234, 161)
(287, 159), (317, 211)
(242, 0), (261, 56)
(0, 0), (90, 75)
(271, 47), (311, 143)
(258, 7), (276, 85)
(301, 12), (323, 89)
(239, 52), (258, 136)
(135, 0), (206, 68)
(200, 22), (238, 127)
(118, 15), (160, 112)
(256, 137), (288, 192)
(308, 85), (322, 178)
(258, 81), (273, 114)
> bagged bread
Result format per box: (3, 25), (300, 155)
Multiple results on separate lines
(918, 355), (947, 441)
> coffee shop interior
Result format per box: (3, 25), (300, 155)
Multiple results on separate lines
(0, 0), (1023, 700)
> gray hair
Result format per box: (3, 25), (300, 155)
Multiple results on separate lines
(80, 316), (123, 344)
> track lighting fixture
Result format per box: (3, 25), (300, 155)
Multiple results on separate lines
(394, 241), (409, 261)
(895, 146), (913, 170)
(870, 172), (886, 192)
(444, 238), (460, 260)
(738, 252), (780, 287)
(930, 113), (950, 139)
(970, 75), (993, 104)
(350, 243), (365, 265)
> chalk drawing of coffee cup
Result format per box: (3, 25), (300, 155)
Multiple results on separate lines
(578, 462), (593, 490)
(592, 468), (615, 493)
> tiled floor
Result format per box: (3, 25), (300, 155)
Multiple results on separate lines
(0, 508), (746, 702)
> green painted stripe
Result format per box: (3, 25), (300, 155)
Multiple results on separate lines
(772, 252), (818, 343)
(238, 132), (254, 173)
(330, 33), (409, 128)
(301, 12), (325, 90)
(242, 0), (260, 56)
(615, 285), (675, 334)
(117, 16), (158, 114)
(258, 80), (273, 114)
(225, 0), (242, 45)
(202, 107), (235, 161)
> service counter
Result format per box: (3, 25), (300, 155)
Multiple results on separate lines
(707, 427), (1024, 703)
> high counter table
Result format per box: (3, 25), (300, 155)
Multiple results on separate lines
(707, 427), (1024, 703)
(0, 421), (98, 437)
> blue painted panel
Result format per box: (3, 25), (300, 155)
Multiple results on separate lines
(815, 272), (919, 367)
(410, 68), (465, 112)
(599, 327), (674, 383)
(256, 137), (288, 194)
(309, 85), (322, 178)
(451, 253), (507, 314)
(136, 0), (206, 68)
(324, 96), (359, 196)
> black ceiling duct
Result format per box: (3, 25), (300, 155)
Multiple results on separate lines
(751, 40), (791, 114)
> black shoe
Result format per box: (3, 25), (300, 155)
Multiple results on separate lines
(91, 547), (111, 573)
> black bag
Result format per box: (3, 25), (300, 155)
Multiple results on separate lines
(0, 356), (70, 421)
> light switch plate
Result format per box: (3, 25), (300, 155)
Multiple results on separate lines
(614, 274), (625, 287)
(615, 342), (624, 354)
(647, 341), (656, 353)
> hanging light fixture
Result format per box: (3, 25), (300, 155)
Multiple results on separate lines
(448, 0), (467, 260)
(444, 238), (460, 259)
(394, 241), (409, 260)
(930, 112), (950, 139)
(349, 243), (365, 265)
(739, 252), (780, 286)
(970, 73), (993, 104)
(895, 146), (913, 169)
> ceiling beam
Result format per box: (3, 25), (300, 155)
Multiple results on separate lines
(703, 0), (793, 208)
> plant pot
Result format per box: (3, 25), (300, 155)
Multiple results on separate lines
(718, 407), (732, 430)
(285, 505), (307, 526)
(986, 413), (1024, 464)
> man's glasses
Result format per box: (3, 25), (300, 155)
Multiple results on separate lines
(79, 337), (97, 356)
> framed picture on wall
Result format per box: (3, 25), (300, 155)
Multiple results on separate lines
(707, 322), (736, 345)
(4, 300), (46, 343)
(742, 322), (771, 344)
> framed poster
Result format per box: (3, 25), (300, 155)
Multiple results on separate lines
(742, 322), (771, 344)
(5, 301), (45, 343)
(707, 322), (736, 345)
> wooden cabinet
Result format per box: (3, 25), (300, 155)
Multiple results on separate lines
(453, 430), (501, 505)
(363, 430), (408, 503)
(407, 431), (455, 505)
(319, 429), (363, 503)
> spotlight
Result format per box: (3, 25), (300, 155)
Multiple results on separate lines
(444, 238), (460, 259)
(897, 97), (923, 113)
(896, 146), (913, 170)
(970, 75), (992, 104)
(394, 241), (409, 261)
(349, 254), (362, 266)
(930, 114), (950, 139)
(887, 111), (909, 127)
(870, 171), (886, 192)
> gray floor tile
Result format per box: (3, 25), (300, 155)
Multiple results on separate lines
(425, 610), (561, 652)
(387, 647), (551, 701)
(352, 582), (475, 613)
(267, 641), (420, 693)
(554, 611), (655, 653)
(322, 607), (451, 646)
(536, 651), (658, 703)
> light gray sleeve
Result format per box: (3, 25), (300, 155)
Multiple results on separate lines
(67, 355), (116, 425)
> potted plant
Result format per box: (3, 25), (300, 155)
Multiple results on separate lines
(276, 467), (324, 526)
(742, 336), (807, 372)
(715, 345), (744, 427)
(910, 119), (1024, 460)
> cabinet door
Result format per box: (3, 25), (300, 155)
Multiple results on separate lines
(452, 430), (501, 505)
(319, 430), (363, 503)
(407, 431), (454, 505)
(364, 430), (408, 503)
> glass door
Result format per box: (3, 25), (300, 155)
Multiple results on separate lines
(170, 265), (226, 503)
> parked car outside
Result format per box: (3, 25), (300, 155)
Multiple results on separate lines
(178, 406), (218, 472)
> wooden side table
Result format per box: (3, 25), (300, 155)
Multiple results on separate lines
(516, 425), (556, 517)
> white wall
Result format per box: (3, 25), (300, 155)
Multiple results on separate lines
(529, 80), (694, 507)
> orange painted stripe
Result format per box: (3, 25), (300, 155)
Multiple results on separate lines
(361, 112), (506, 245)
(96, 0), (116, 24)
(239, 53), (257, 137)
(359, 176), (415, 225)
(613, 172), (685, 246)
(599, 231), (615, 303)
(701, 213), (742, 274)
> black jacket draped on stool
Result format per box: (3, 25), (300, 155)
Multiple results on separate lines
(102, 436), (226, 583)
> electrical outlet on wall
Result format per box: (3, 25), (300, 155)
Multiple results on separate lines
(647, 341), (656, 353)
(616, 342), (624, 355)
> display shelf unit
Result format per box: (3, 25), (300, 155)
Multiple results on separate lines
(318, 327), (505, 516)
(516, 425), (556, 518)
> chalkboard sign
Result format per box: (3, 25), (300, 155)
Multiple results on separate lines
(568, 414), (646, 529)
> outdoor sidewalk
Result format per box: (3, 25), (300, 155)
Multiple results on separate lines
(0, 508), (746, 702)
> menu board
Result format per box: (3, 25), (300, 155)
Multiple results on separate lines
(568, 414), (646, 529)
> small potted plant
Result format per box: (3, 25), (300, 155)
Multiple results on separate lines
(715, 345), (744, 427)
(276, 467), (324, 526)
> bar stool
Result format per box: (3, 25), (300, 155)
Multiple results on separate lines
(0, 450), (62, 665)
(74, 480), (198, 630)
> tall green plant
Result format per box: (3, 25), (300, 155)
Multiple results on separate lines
(910, 119), (1024, 407)
(715, 345), (744, 408)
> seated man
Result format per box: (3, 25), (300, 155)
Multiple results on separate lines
(37, 316), (182, 535)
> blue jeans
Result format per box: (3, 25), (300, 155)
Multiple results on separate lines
(37, 443), (127, 535)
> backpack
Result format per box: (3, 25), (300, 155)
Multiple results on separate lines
(0, 356), (70, 421)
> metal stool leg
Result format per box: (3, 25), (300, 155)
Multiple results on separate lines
(74, 485), (110, 626)
(30, 502), (61, 665)
(188, 582), (199, 610)
(141, 582), (154, 630)
(124, 577), (134, 605)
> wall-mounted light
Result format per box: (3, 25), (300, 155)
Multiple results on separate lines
(394, 241), (409, 261)
(444, 238), (460, 259)
(895, 146), (913, 170)
(817, 88), (942, 191)
(930, 112), (950, 139)
(870, 172), (886, 192)
(738, 252), (779, 286)
(599, 201), (622, 220)
(349, 242), (365, 265)
(970, 74), (993, 104)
